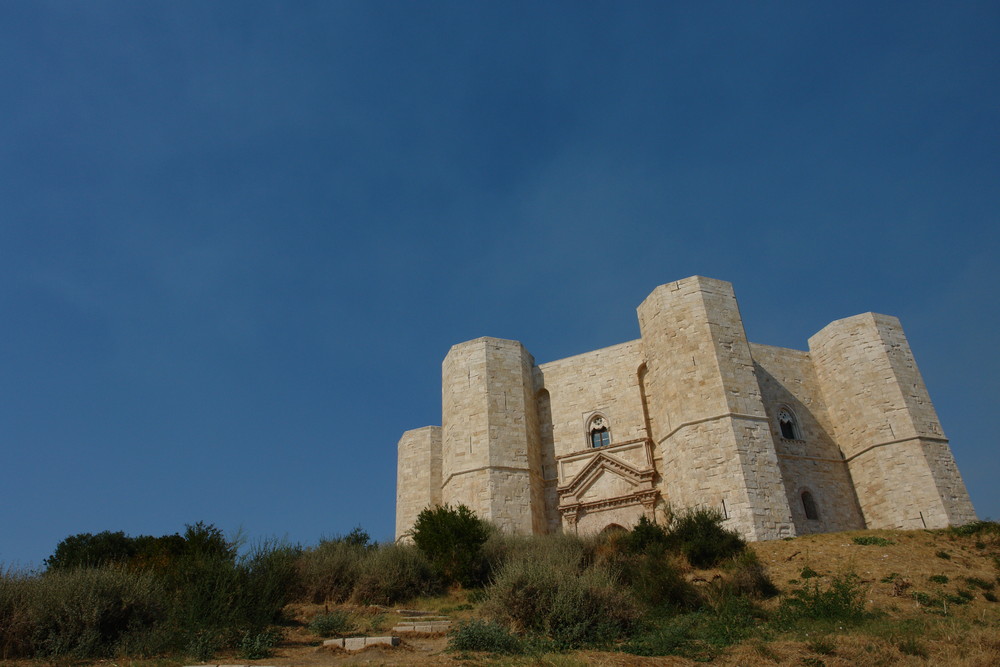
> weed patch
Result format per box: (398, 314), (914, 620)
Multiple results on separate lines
(308, 611), (352, 636)
(448, 620), (526, 654)
(853, 536), (895, 547)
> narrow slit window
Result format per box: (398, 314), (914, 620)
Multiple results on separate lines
(802, 491), (819, 521)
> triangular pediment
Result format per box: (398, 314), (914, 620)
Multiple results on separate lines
(559, 452), (652, 500)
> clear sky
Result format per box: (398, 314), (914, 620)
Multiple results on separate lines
(2, 2), (998, 568)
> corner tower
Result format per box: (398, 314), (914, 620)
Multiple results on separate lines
(637, 277), (794, 540)
(440, 337), (544, 534)
(809, 313), (976, 529)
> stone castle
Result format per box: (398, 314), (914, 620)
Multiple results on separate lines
(395, 276), (976, 541)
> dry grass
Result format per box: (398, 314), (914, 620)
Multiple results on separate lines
(6, 527), (998, 666)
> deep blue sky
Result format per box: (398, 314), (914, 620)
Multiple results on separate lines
(2, 2), (997, 567)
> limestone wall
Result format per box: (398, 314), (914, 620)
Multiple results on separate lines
(637, 277), (794, 540)
(750, 343), (865, 533)
(395, 426), (442, 540)
(809, 313), (976, 529)
(440, 337), (543, 534)
(535, 340), (648, 458)
(394, 276), (975, 542)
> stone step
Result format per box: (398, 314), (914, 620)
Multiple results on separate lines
(392, 620), (452, 634)
(323, 636), (400, 650)
(395, 609), (443, 617)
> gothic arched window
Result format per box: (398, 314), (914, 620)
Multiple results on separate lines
(588, 415), (611, 448)
(777, 407), (801, 440)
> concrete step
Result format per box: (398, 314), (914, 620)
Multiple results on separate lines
(323, 636), (400, 650)
(392, 620), (452, 634)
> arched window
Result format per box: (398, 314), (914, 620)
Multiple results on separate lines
(801, 490), (819, 521)
(777, 407), (800, 440)
(588, 414), (611, 448)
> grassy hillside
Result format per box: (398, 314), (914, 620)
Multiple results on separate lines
(3, 519), (999, 666)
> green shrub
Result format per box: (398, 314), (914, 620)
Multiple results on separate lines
(625, 515), (670, 553)
(163, 537), (297, 640)
(482, 555), (638, 648)
(667, 508), (746, 568)
(935, 550), (951, 560)
(621, 552), (700, 611)
(237, 628), (282, 659)
(0, 568), (37, 658)
(624, 597), (763, 659)
(721, 550), (779, 600)
(852, 536), (895, 547)
(297, 539), (367, 603)
(801, 565), (819, 579)
(44, 531), (139, 570)
(350, 544), (439, 605)
(964, 576), (995, 591)
(24, 567), (166, 658)
(412, 504), (493, 587)
(448, 619), (525, 654)
(929, 574), (949, 584)
(308, 611), (352, 637)
(948, 520), (1000, 537)
(45, 523), (236, 574)
(185, 630), (221, 662)
(776, 573), (870, 626)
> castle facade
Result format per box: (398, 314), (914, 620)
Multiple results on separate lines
(396, 276), (976, 541)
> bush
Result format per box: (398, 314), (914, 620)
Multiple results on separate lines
(720, 550), (779, 600)
(297, 539), (368, 603)
(948, 520), (1000, 538)
(619, 551), (699, 611)
(0, 568), (37, 658)
(448, 619), (525, 654)
(350, 544), (439, 605)
(164, 537), (297, 640)
(23, 568), (166, 658)
(237, 628), (282, 659)
(776, 573), (871, 626)
(624, 597), (764, 659)
(44, 531), (137, 570)
(308, 611), (352, 637)
(483, 555), (639, 648)
(625, 515), (670, 554)
(412, 504), (492, 587)
(667, 508), (746, 568)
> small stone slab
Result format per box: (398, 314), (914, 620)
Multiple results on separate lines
(395, 609), (439, 616)
(323, 636), (400, 650)
(392, 620), (452, 633)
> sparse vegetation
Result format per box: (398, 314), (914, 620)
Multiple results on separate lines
(308, 610), (352, 636)
(3, 516), (999, 664)
(853, 535), (895, 546)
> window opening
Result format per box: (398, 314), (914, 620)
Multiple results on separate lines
(778, 407), (800, 440)
(801, 491), (819, 521)
(588, 415), (611, 448)
(591, 428), (611, 448)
